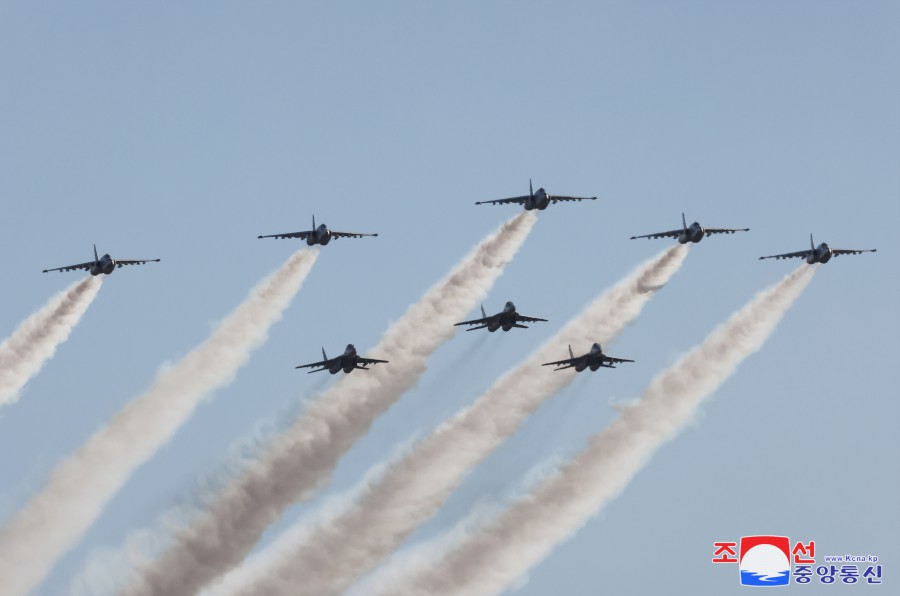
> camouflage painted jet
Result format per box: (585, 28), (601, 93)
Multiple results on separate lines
(42, 245), (160, 275)
(295, 343), (388, 374)
(259, 215), (378, 246)
(475, 180), (596, 211)
(542, 343), (634, 372)
(759, 234), (876, 264)
(631, 213), (749, 244)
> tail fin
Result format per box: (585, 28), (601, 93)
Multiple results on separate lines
(93, 244), (99, 263)
(321, 347), (328, 361)
(810, 233), (815, 250)
(312, 214), (317, 231)
(682, 213), (687, 232)
(529, 179), (533, 198)
(481, 304), (487, 318)
(568, 345), (574, 359)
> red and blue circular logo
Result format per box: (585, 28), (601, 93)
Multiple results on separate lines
(740, 535), (791, 586)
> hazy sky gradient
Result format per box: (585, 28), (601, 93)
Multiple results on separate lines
(1, 3), (897, 595)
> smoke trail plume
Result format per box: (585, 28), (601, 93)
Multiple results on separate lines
(0, 277), (102, 406)
(0, 250), (318, 596)
(379, 265), (816, 596)
(217, 244), (689, 596)
(116, 213), (537, 596)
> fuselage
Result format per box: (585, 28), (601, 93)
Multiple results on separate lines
(308, 224), (333, 246)
(679, 222), (705, 244)
(486, 301), (519, 332)
(575, 343), (608, 372)
(523, 188), (551, 211)
(809, 242), (833, 264)
(329, 344), (359, 373)
(90, 254), (116, 276)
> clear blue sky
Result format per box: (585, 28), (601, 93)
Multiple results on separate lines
(1, 2), (897, 594)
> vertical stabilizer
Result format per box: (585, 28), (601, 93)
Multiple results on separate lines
(810, 233), (815, 251)
(93, 244), (99, 263)
(321, 347), (328, 361)
(568, 345), (575, 359)
(681, 213), (687, 232)
(480, 304), (487, 318)
(529, 179), (533, 198)
(312, 215), (317, 231)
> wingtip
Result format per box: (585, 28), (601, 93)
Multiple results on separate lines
(629, 236), (637, 240)
(373, 233), (379, 237)
(41, 269), (48, 273)
(257, 235), (264, 239)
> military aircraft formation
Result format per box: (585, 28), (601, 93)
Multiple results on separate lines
(40, 181), (877, 375)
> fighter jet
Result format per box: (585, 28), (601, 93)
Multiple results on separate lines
(42, 245), (160, 275)
(630, 213), (749, 244)
(475, 180), (596, 211)
(295, 343), (389, 374)
(454, 301), (548, 332)
(542, 343), (635, 372)
(258, 215), (378, 246)
(759, 234), (876, 264)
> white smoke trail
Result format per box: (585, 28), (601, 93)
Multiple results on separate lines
(217, 244), (689, 596)
(0, 249), (318, 596)
(377, 265), (816, 596)
(114, 213), (537, 596)
(0, 277), (102, 406)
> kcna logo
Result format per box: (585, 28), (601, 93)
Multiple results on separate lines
(739, 536), (792, 586)
(712, 535), (883, 587)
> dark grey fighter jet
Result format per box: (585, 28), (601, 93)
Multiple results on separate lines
(542, 343), (634, 372)
(258, 215), (378, 246)
(475, 180), (596, 211)
(454, 301), (548, 332)
(295, 343), (388, 374)
(631, 213), (749, 244)
(42, 245), (160, 275)
(759, 234), (876, 264)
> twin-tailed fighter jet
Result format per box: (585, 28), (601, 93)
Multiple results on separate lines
(475, 180), (596, 211)
(542, 343), (635, 372)
(759, 234), (876, 265)
(631, 213), (749, 244)
(295, 343), (388, 374)
(42, 245), (160, 276)
(258, 215), (378, 246)
(454, 301), (548, 332)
